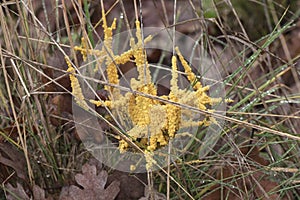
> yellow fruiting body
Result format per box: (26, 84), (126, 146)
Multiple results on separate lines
(175, 47), (202, 90)
(67, 7), (223, 170)
(130, 165), (136, 171)
(144, 151), (157, 171)
(66, 57), (89, 110)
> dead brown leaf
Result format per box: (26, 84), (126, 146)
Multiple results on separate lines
(5, 183), (53, 200)
(59, 163), (120, 200)
(0, 143), (27, 182)
(5, 183), (30, 200)
(32, 185), (54, 200)
(107, 169), (147, 200)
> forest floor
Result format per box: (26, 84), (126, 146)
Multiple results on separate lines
(0, 0), (300, 199)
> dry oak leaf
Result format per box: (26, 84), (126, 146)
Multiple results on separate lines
(0, 143), (27, 181)
(5, 183), (53, 200)
(5, 183), (30, 200)
(32, 185), (54, 200)
(59, 163), (120, 200)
